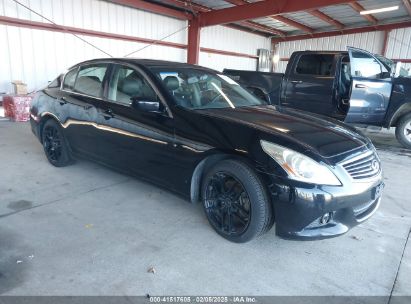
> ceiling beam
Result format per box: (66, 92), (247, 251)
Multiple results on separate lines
(161, 0), (285, 36)
(348, 2), (378, 24)
(108, 0), (191, 20)
(271, 15), (314, 33)
(225, 0), (313, 33)
(308, 9), (344, 29)
(403, 0), (411, 16)
(272, 21), (411, 43)
(198, 0), (353, 27)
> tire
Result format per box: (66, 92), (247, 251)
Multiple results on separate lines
(42, 119), (73, 167)
(201, 159), (273, 243)
(395, 113), (411, 149)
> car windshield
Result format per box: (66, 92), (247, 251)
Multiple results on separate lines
(375, 54), (410, 77)
(150, 67), (266, 109)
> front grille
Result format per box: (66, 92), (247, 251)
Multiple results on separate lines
(342, 151), (381, 180)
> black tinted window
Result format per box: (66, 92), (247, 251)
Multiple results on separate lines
(74, 64), (108, 98)
(296, 54), (334, 76)
(63, 69), (77, 90)
(108, 66), (156, 105)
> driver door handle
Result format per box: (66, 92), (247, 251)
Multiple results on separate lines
(355, 84), (367, 89)
(291, 80), (303, 84)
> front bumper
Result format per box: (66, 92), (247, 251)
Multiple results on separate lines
(265, 174), (384, 240)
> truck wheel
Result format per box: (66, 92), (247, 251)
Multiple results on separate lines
(201, 159), (273, 243)
(395, 113), (411, 149)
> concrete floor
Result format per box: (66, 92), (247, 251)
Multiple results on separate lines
(0, 121), (410, 297)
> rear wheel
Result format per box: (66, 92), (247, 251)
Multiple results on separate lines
(201, 159), (273, 243)
(395, 113), (411, 149)
(42, 119), (73, 167)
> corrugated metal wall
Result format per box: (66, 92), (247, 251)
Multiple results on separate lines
(385, 27), (411, 71)
(200, 25), (271, 71)
(275, 31), (385, 72)
(0, 0), (269, 93)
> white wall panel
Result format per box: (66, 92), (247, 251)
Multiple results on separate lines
(200, 25), (271, 71)
(0, 24), (187, 93)
(0, 0), (270, 92)
(0, 0), (188, 93)
(385, 27), (411, 72)
(199, 52), (258, 72)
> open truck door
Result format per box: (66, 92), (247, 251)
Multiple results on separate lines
(344, 47), (392, 125)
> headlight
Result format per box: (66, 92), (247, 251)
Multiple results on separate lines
(260, 140), (341, 186)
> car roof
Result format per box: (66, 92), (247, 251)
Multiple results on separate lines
(68, 58), (216, 72)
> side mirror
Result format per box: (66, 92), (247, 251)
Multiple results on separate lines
(131, 97), (160, 113)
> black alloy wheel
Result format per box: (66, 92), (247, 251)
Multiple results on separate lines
(202, 160), (273, 243)
(42, 119), (73, 167)
(204, 172), (251, 237)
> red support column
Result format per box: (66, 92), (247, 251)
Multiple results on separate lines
(382, 30), (390, 56)
(187, 18), (200, 64)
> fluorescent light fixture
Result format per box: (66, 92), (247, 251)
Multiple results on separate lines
(360, 5), (399, 15)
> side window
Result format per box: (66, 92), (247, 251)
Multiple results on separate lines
(74, 64), (108, 98)
(108, 65), (156, 105)
(63, 68), (78, 91)
(48, 74), (63, 88)
(296, 54), (334, 76)
(350, 50), (387, 79)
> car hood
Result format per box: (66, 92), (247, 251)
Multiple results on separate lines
(196, 105), (370, 159)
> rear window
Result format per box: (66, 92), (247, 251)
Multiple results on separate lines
(62, 68), (78, 90)
(295, 54), (334, 76)
(74, 64), (108, 98)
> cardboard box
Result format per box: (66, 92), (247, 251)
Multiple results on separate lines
(3, 95), (32, 122)
(11, 80), (28, 95)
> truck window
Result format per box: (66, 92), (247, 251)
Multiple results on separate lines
(350, 50), (386, 79)
(295, 54), (334, 76)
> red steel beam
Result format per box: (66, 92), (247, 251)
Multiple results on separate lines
(200, 48), (258, 59)
(0, 15), (258, 61)
(187, 18), (200, 64)
(381, 30), (390, 56)
(272, 21), (411, 43)
(271, 15), (314, 33)
(161, 0), (285, 36)
(308, 9), (344, 29)
(403, 0), (411, 16)
(198, 0), (353, 27)
(348, 2), (378, 24)
(392, 59), (411, 63)
(225, 0), (312, 34)
(108, 0), (191, 20)
(0, 15), (187, 49)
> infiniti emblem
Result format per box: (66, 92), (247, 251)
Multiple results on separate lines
(371, 160), (380, 172)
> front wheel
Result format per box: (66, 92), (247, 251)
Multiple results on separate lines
(201, 159), (273, 243)
(395, 113), (411, 149)
(42, 119), (73, 167)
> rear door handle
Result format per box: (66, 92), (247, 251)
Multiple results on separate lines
(103, 108), (114, 120)
(59, 97), (67, 105)
(291, 80), (303, 84)
(355, 84), (367, 89)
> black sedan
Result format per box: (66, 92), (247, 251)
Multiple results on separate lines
(30, 59), (384, 242)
